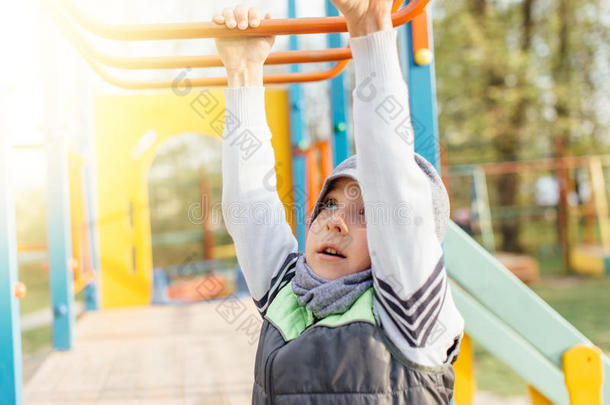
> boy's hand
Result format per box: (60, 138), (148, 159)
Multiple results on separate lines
(330, 0), (393, 37)
(213, 5), (275, 87)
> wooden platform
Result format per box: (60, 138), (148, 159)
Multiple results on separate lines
(24, 297), (260, 404)
(494, 252), (539, 285)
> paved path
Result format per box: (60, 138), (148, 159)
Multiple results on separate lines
(22, 302), (85, 332)
(23, 297), (530, 404)
(24, 297), (260, 404)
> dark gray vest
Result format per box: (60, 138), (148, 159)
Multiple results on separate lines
(252, 281), (455, 404)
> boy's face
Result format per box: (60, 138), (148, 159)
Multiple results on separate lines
(305, 177), (371, 280)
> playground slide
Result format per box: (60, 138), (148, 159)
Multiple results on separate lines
(445, 221), (609, 404)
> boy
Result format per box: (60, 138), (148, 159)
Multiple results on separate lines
(214, 1), (464, 403)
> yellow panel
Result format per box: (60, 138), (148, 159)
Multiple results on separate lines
(563, 345), (603, 405)
(94, 88), (292, 308)
(68, 152), (84, 278)
(453, 333), (476, 405)
(527, 385), (553, 405)
(265, 89), (295, 231)
(589, 158), (610, 252)
(212, 244), (236, 260)
(570, 245), (604, 276)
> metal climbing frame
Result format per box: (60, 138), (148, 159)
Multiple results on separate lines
(3, 1), (605, 404)
(39, 0), (429, 89)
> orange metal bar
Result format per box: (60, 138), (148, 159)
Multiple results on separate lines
(46, 1), (352, 70)
(88, 48), (352, 70)
(300, 140), (333, 216)
(412, 8), (429, 52)
(17, 244), (47, 253)
(43, 1), (351, 87)
(474, 155), (610, 175)
(67, 150), (96, 295)
(68, 151), (84, 287)
(318, 141), (332, 183)
(76, 46), (351, 88)
(41, 0), (425, 88)
(54, 0), (429, 41)
(305, 149), (318, 215)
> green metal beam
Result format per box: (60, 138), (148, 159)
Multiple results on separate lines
(445, 221), (610, 402)
(450, 281), (569, 404)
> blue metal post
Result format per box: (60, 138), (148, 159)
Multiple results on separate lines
(76, 66), (100, 311)
(45, 135), (75, 350)
(288, 0), (307, 249)
(397, 24), (409, 87)
(42, 9), (76, 346)
(0, 137), (24, 405)
(401, 14), (441, 171)
(83, 163), (100, 311)
(325, 0), (351, 167)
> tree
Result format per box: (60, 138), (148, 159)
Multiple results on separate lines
(433, 0), (609, 255)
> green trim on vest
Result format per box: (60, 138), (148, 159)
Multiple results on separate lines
(315, 287), (376, 327)
(265, 281), (314, 341)
(265, 281), (375, 342)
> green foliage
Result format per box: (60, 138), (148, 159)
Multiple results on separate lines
(14, 189), (47, 247)
(21, 326), (52, 355)
(18, 262), (50, 316)
(474, 341), (527, 397)
(148, 134), (229, 268)
(533, 276), (610, 352)
(433, 0), (610, 164)
(434, 0), (609, 252)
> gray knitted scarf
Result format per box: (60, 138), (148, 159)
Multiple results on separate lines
(292, 255), (373, 319)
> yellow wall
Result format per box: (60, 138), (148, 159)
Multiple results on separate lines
(94, 88), (292, 308)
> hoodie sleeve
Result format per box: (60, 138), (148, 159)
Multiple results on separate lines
(349, 30), (464, 367)
(221, 87), (299, 316)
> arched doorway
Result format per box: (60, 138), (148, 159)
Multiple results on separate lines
(148, 133), (234, 302)
(93, 89), (292, 307)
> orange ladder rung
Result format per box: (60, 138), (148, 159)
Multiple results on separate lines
(53, 0), (428, 41)
(39, 0), (428, 88)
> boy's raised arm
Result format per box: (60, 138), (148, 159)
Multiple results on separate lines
(215, 7), (298, 315)
(331, 0), (464, 366)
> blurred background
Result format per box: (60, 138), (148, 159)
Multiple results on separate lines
(1, 0), (609, 403)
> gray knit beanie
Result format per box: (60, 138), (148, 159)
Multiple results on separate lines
(308, 154), (450, 243)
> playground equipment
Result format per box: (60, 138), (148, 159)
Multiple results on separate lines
(93, 89), (293, 307)
(299, 140), (333, 217)
(12, 145), (99, 299)
(570, 156), (610, 275)
(1, 136), (25, 405)
(448, 164), (540, 284)
(1, 1), (609, 404)
(447, 221), (607, 404)
(67, 151), (97, 293)
(449, 155), (610, 277)
(40, 0), (429, 88)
